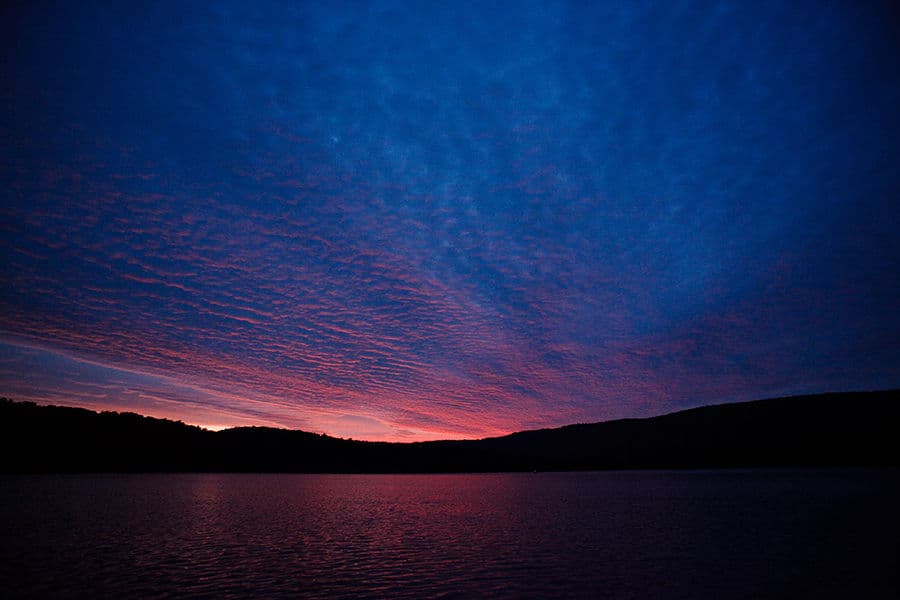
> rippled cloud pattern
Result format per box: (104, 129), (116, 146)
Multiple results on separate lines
(2, 1), (899, 439)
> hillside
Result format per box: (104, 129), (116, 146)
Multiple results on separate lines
(1, 390), (897, 472)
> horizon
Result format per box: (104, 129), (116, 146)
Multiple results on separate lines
(3, 1), (900, 442)
(3, 387), (894, 444)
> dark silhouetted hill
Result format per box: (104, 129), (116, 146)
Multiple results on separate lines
(1, 390), (898, 472)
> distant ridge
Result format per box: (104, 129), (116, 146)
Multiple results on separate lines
(1, 390), (898, 473)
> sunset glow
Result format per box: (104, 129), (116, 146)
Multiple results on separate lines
(2, 1), (899, 441)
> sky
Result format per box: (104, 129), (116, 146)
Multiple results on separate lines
(2, 1), (899, 441)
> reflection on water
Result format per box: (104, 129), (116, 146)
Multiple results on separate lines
(1, 470), (898, 598)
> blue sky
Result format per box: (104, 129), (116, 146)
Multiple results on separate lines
(2, 1), (899, 440)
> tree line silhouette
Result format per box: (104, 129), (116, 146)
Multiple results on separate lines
(1, 390), (898, 473)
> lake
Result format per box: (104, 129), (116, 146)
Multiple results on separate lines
(1, 470), (897, 598)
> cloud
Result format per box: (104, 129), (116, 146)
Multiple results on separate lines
(2, 1), (899, 440)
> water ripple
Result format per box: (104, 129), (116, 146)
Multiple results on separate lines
(1, 471), (898, 598)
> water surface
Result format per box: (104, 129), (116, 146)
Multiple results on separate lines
(1, 469), (897, 598)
